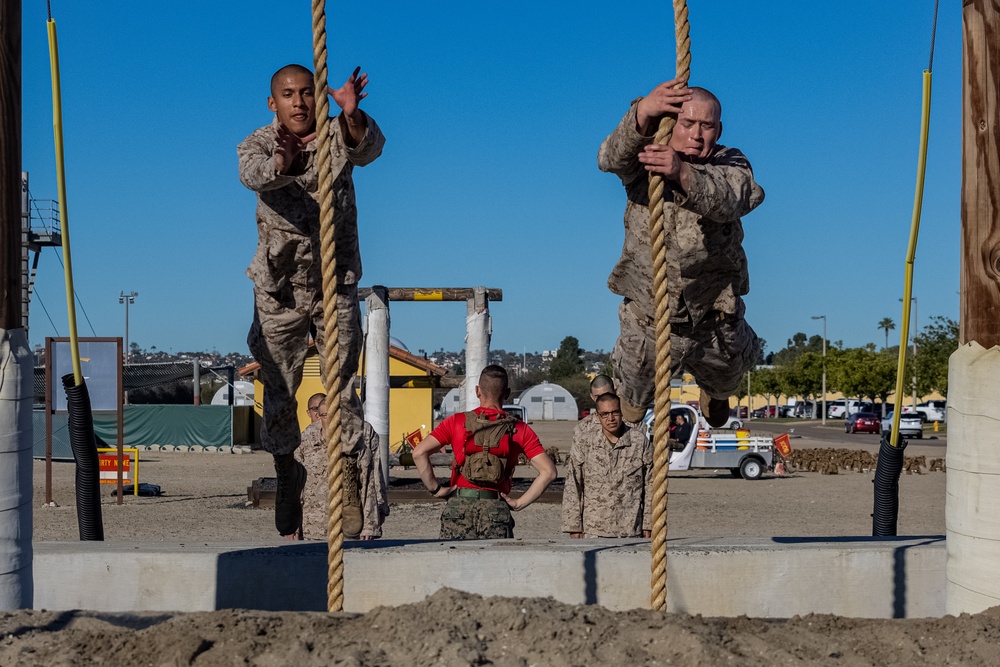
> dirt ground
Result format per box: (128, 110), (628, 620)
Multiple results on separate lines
(10, 419), (982, 666)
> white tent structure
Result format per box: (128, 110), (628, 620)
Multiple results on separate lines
(210, 380), (255, 407)
(439, 387), (463, 419)
(515, 381), (578, 421)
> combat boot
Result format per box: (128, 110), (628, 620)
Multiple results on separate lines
(700, 389), (731, 428)
(343, 454), (363, 538)
(273, 453), (306, 536)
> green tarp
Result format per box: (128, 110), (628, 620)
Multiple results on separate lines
(34, 405), (257, 458)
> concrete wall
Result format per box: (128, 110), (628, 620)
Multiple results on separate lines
(33, 537), (946, 618)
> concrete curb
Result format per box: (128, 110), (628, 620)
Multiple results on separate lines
(33, 537), (946, 618)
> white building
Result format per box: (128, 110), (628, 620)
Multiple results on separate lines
(514, 381), (578, 421)
(439, 387), (463, 419)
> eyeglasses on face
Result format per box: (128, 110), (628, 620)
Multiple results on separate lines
(597, 409), (622, 419)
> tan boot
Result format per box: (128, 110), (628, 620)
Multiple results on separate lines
(700, 389), (731, 428)
(619, 396), (649, 424)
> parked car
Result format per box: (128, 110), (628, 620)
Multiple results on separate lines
(911, 400), (946, 423)
(792, 401), (818, 418)
(827, 399), (865, 420)
(845, 412), (881, 434)
(778, 405), (796, 418)
(751, 406), (777, 418)
(881, 411), (923, 439)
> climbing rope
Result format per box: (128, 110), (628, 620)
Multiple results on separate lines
(649, 0), (691, 613)
(311, 0), (346, 613)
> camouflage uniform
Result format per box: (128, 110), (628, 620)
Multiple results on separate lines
(238, 114), (385, 456)
(562, 423), (652, 537)
(439, 497), (514, 540)
(598, 101), (764, 409)
(573, 412), (600, 441)
(296, 421), (389, 539)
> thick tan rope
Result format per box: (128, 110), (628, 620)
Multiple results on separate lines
(649, 0), (691, 613)
(311, 0), (346, 613)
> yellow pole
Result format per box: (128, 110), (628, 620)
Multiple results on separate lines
(889, 70), (932, 447)
(47, 18), (82, 385)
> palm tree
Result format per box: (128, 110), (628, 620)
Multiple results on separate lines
(878, 317), (896, 350)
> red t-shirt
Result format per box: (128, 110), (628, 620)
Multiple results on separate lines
(429, 406), (544, 494)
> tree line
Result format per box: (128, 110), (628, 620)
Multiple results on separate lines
(745, 316), (957, 415)
(522, 317), (958, 417)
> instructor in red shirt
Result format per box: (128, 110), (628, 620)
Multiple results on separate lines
(412, 365), (557, 539)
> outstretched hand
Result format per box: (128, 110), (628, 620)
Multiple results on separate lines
(329, 66), (368, 118)
(635, 77), (691, 135)
(274, 123), (315, 174)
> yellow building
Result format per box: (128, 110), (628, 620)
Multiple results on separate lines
(242, 346), (450, 450)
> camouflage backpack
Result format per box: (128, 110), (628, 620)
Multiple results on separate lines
(459, 410), (517, 486)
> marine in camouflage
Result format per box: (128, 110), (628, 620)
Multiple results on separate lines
(297, 421), (389, 540)
(440, 496), (514, 540)
(561, 422), (652, 537)
(598, 100), (763, 409)
(238, 112), (384, 457)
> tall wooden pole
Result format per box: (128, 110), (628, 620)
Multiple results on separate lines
(1, 2), (21, 325)
(961, 0), (1000, 345)
(947, 0), (1000, 615)
(0, 0), (32, 611)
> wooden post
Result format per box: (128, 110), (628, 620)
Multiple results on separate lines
(961, 0), (1000, 346)
(1, 1), (21, 327)
(946, 0), (1000, 615)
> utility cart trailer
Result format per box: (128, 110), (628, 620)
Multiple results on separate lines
(644, 403), (776, 480)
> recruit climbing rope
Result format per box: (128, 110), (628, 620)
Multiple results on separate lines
(648, 0), (692, 613)
(310, 0), (347, 613)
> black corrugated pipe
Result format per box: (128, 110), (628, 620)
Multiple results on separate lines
(62, 373), (104, 541)
(872, 435), (907, 536)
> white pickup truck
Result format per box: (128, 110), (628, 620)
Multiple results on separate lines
(903, 400), (946, 423)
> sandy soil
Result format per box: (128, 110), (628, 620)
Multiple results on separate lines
(12, 419), (979, 666)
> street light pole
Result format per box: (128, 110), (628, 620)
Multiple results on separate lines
(119, 290), (137, 363)
(812, 315), (827, 425)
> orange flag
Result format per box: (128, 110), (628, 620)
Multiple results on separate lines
(404, 429), (424, 447)
(773, 433), (792, 458)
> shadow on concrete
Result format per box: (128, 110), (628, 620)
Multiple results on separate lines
(213, 540), (451, 610)
(215, 543), (328, 611)
(771, 535), (945, 618)
(581, 540), (648, 604)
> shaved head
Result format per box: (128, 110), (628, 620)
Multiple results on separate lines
(477, 365), (509, 401)
(270, 64), (313, 95)
(590, 375), (614, 393)
(688, 86), (722, 119)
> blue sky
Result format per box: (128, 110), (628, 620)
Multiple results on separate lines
(20, 1), (960, 358)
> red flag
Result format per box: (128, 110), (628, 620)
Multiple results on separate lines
(405, 429), (424, 447)
(773, 433), (792, 458)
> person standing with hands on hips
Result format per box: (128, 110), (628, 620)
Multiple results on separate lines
(411, 365), (557, 540)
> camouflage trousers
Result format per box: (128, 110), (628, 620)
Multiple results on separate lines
(299, 450), (363, 540)
(612, 297), (759, 410)
(248, 282), (363, 457)
(439, 497), (514, 540)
